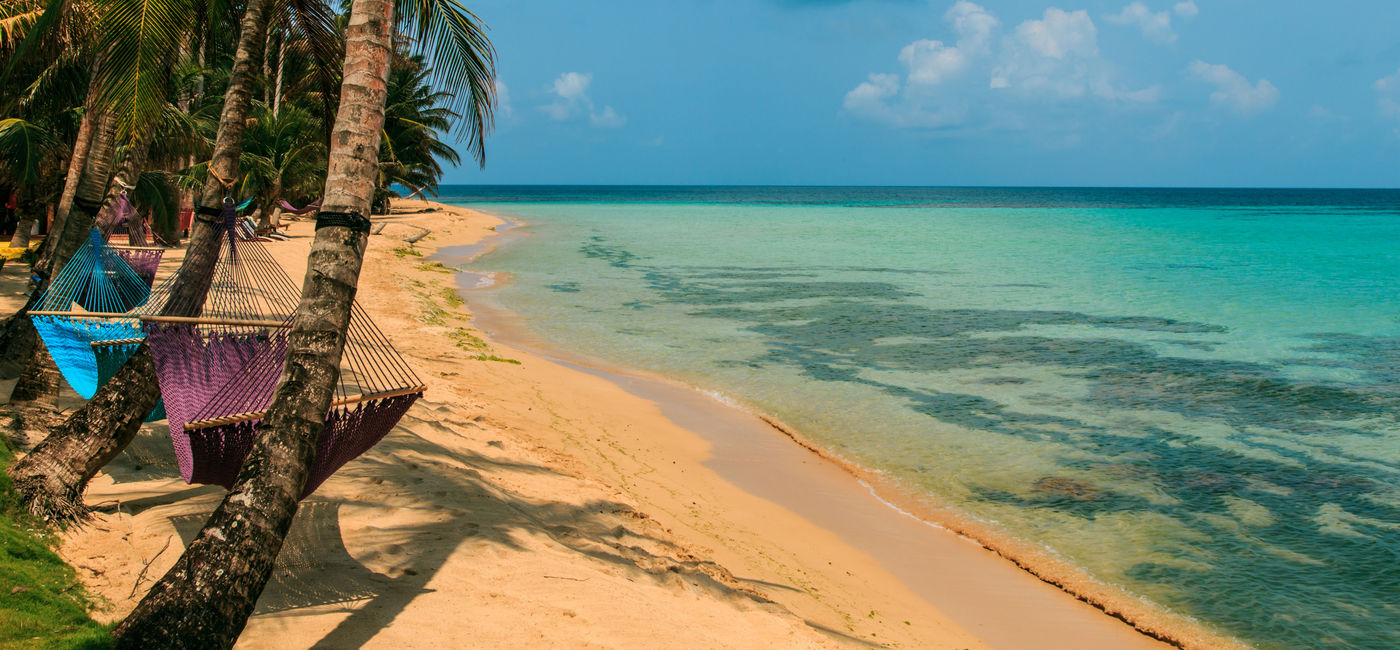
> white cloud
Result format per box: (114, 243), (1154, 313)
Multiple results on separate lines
(1106, 2), (1176, 44)
(1372, 68), (1400, 128)
(994, 8), (1155, 101)
(1016, 8), (1097, 59)
(543, 72), (626, 128)
(493, 79), (513, 119)
(842, 73), (963, 128)
(897, 2), (1000, 87)
(590, 105), (626, 128)
(946, 0), (999, 51)
(1372, 68), (1400, 96)
(1173, 0), (1198, 18)
(1188, 60), (1278, 115)
(899, 40), (968, 85)
(845, 2), (1157, 131)
(553, 72), (591, 102)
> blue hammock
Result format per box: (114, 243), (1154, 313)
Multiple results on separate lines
(29, 228), (165, 419)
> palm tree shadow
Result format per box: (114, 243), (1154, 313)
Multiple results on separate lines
(170, 500), (385, 615)
(298, 407), (810, 648)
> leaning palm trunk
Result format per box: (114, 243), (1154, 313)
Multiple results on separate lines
(6, 0), (278, 520)
(95, 127), (155, 239)
(40, 78), (104, 274)
(0, 110), (120, 380)
(111, 0), (393, 642)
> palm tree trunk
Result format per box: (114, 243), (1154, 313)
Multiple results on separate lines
(42, 80), (103, 271)
(95, 127), (155, 239)
(0, 111), (119, 380)
(111, 0), (394, 642)
(5, 0), (278, 519)
(8, 215), (36, 249)
(272, 30), (285, 117)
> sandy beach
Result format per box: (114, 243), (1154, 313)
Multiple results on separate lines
(2, 200), (1207, 648)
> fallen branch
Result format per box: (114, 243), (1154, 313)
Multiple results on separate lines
(129, 536), (175, 599)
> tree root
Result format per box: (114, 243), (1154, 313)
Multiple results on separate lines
(9, 473), (91, 525)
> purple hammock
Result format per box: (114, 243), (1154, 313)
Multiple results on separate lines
(107, 194), (163, 287)
(277, 198), (321, 215)
(144, 323), (419, 495)
(139, 203), (422, 497)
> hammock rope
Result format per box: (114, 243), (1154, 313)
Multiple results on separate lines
(29, 227), (152, 399)
(277, 198), (321, 216)
(139, 201), (423, 497)
(105, 194), (164, 287)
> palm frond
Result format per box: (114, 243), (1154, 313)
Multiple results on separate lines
(393, 0), (494, 166)
(0, 117), (63, 185)
(91, 0), (193, 142)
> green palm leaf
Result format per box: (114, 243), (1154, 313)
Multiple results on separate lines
(0, 117), (63, 185)
(394, 0), (494, 166)
(90, 0), (192, 142)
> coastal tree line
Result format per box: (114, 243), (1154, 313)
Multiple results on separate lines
(0, 0), (496, 643)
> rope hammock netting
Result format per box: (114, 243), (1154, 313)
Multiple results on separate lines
(29, 226), (154, 400)
(136, 201), (424, 497)
(105, 194), (164, 287)
(278, 198), (321, 216)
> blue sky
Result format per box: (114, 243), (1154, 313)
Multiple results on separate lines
(445, 1), (1400, 187)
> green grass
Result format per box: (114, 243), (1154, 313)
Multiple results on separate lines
(392, 246), (423, 258)
(470, 354), (522, 365)
(0, 441), (110, 649)
(448, 328), (487, 351)
(439, 287), (464, 308)
(416, 261), (452, 274)
(416, 298), (449, 326)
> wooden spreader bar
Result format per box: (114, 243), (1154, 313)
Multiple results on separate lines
(183, 385), (427, 430)
(90, 338), (144, 348)
(28, 311), (136, 319)
(139, 315), (292, 328)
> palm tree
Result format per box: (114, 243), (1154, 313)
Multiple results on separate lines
(240, 101), (327, 226)
(4, 0), (355, 518)
(0, 118), (65, 247)
(4, 0), (282, 519)
(111, 0), (494, 643)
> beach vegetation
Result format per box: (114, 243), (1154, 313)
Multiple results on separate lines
(393, 245), (423, 257)
(418, 260), (452, 273)
(449, 327), (487, 350)
(439, 286), (464, 307)
(0, 438), (110, 648)
(0, 0), (497, 640)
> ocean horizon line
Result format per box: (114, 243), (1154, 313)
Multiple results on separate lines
(438, 183), (1400, 191)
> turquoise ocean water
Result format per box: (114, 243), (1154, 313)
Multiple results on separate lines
(441, 186), (1400, 649)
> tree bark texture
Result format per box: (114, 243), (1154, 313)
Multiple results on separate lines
(5, 0), (277, 519)
(9, 216), (36, 249)
(43, 79), (103, 271)
(9, 339), (60, 405)
(111, 0), (393, 643)
(0, 112), (120, 379)
(6, 348), (160, 520)
(95, 127), (155, 239)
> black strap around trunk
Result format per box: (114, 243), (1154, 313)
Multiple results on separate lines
(315, 210), (372, 234)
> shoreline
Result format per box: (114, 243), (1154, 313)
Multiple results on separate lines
(446, 203), (1244, 650)
(19, 198), (1221, 648)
